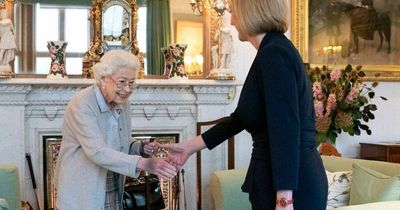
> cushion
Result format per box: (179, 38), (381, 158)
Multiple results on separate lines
(349, 163), (400, 205)
(335, 201), (400, 210)
(0, 198), (9, 210)
(326, 170), (352, 209)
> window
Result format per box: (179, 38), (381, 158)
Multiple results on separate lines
(137, 6), (147, 73)
(35, 4), (89, 75)
(15, 3), (147, 76)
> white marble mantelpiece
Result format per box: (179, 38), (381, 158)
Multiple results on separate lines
(0, 78), (242, 210)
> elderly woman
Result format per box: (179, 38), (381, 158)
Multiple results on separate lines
(55, 50), (177, 210)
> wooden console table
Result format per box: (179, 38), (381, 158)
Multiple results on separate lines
(359, 142), (400, 163)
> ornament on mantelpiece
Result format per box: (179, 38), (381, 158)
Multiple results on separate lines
(0, 8), (17, 78)
(47, 41), (68, 79)
(82, 51), (94, 79)
(162, 43), (188, 79)
(207, 13), (235, 80)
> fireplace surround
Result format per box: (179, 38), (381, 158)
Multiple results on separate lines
(0, 78), (241, 210)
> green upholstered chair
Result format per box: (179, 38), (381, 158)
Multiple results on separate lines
(209, 169), (251, 210)
(0, 164), (21, 210)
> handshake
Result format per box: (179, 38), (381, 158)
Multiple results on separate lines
(136, 136), (203, 180)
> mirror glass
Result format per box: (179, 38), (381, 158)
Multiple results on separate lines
(13, 0), (204, 77)
(102, 5), (130, 47)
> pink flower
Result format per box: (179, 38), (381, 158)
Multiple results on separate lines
(345, 85), (360, 103)
(330, 67), (341, 82)
(314, 101), (324, 118)
(312, 82), (322, 98)
(325, 94), (337, 116)
(177, 64), (186, 74)
(50, 63), (60, 73)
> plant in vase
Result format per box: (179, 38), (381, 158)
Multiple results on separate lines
(47, 41), (68, 78)
(307, 64), (387, 145)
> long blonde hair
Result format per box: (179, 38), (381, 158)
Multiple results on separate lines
(230, 0), (289, 36)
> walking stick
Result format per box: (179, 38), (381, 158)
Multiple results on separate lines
(25, 153), (43, 210)
(145, 138), (155, 210)
(144, 171), (151, 210)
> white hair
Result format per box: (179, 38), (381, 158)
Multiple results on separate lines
(93, 49), (140, 84)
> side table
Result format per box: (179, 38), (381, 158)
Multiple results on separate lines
(359, 142), (400, 163)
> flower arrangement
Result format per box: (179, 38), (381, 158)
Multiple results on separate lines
(307, 64), (387, 144)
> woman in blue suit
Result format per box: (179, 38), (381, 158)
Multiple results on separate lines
(165, 0), (328, 209)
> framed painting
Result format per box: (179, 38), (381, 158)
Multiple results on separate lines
(291, 0), (400, 81)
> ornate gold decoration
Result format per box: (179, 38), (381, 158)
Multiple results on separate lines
(82, 52), (94, 78)
(44, 135), (179, 210)
(0, 0), (15, 10)
(190, 0), (230, 16)
(291, 0), (400, 81)
(85, 0), (144, 76)
(202, 3), (221, 77)
(0, 70), (13, 78)
(132, 135), (179, 210)
(44, 138), (62, 210)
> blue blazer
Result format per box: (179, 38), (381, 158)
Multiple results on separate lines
(202, 32), (328, 210)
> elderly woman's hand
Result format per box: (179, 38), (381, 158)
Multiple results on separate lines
(140, 139), (159, 157)
(136, 157), (177, 180)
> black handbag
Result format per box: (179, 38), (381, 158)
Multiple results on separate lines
(123, 174), (166, 210)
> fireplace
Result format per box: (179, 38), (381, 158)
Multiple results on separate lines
(0, 78), (240, 210)
(43, 134), (179, 210)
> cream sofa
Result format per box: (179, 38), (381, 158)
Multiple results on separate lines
(209, 156), (400, 210)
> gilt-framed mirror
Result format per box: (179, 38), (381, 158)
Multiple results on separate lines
(12, 0), (217, 79)
(87, 0), (142, 68)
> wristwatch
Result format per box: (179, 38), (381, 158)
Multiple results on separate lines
(276, 197), (293, 207)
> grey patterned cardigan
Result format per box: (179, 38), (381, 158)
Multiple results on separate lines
(54, 85), (141, 210)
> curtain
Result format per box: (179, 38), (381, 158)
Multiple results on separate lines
(19, 4), (35, 72)
(146, 0), (171, 75)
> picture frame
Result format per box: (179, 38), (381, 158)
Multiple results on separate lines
(291, 0), (400, 81)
